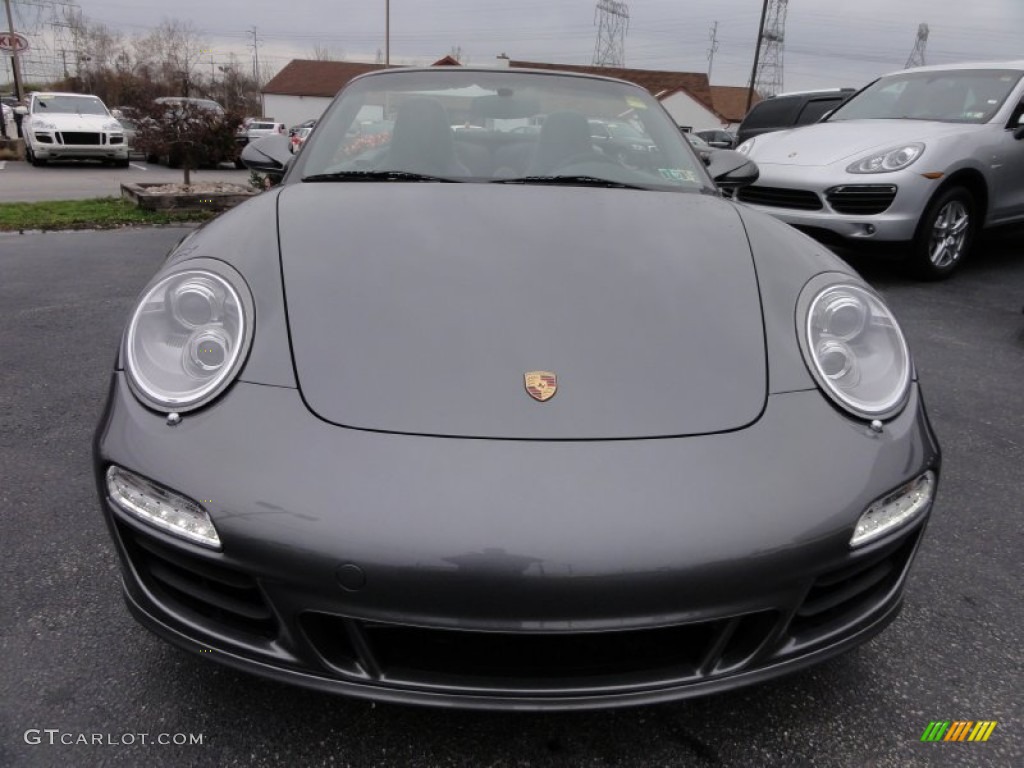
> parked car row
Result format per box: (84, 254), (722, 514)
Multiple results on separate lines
(15, 91), (255, 169)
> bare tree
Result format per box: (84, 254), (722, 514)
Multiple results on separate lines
(135, 19), (208, 97)
(310, 43), (342, 61)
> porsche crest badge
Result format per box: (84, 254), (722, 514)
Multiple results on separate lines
(524, 371), (557, 402)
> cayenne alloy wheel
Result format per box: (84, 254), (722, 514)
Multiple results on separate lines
(910, 186), (975, 280)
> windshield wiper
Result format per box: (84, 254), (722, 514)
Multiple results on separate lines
(492, 175), (648, 190)
(303, 170), (460, 183)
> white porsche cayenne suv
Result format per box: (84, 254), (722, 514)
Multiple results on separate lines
(24, 91), (129, 167)
(737, 61), (1024, 278)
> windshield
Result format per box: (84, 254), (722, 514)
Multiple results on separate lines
(299, 69), (708, 191)
(829, 69), (1023, 123)
(33, 95), (108, 116)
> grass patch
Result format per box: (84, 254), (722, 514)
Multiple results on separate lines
(0, 197), (218, 232)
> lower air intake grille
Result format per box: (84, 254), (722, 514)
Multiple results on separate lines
(59, 132), (102, 145)
(737, 186), (823, 210)
(826, 185), (898, 215)
(122, 525), (277, 638)
(303, 610), (781, 690)
(787, 530), (921, 645)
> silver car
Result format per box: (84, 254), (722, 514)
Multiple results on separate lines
(737, 61), (1024, 278)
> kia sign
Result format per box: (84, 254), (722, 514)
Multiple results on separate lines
(0, 32), (30, 55)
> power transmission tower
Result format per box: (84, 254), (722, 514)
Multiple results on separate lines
(752, 0), (788, 98)
(707, 20), (719, 81)
(905, 23), (929, 69)
(592, 0), (629, 68)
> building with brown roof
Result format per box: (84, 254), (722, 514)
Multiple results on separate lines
(262, 60), (386, 127)
(261, 56), (752, 132)
(709, 85), (763, 126)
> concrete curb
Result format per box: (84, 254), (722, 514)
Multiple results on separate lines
(121, 181), (257, 212)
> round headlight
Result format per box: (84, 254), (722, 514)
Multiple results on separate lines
(124, 269), (251, 411)
(803, 283), (911, 418)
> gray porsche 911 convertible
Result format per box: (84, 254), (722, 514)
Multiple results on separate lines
(94, 67), (940, 710)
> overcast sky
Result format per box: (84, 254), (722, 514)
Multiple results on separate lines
(16, 1), (1024, 91)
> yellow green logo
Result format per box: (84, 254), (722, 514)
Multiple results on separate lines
(921, 721), (997, 742)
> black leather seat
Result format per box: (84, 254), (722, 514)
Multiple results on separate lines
(528, 111), (595, 174)
(384, 97), (469, 176)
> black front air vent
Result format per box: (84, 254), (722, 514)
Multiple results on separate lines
(301, 609), (781, 692)
(826, 185), (898, 215)
(787, 530), (921, 645)
(59, 132), (102, 145)
(122, 526), (277, 638)
(737, 186), (823, 210)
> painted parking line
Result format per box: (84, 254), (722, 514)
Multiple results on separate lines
(0, 161), (6, 170)
(130, 162), (148, 171)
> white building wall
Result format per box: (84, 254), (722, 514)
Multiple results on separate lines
(262, 95), (334, 128)
(658, 92), (725, 132)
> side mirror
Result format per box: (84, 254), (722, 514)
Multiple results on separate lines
(706, 149), (759, 191)
(15, 105), (27, 116)
(1014, 112), (1024, 140)
(241, 134), (292, 180)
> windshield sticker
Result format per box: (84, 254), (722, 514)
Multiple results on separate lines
(658, 168), (699, 183)
(625, 96), (648, 110)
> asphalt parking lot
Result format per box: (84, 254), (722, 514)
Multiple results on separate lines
(1, 224), (1022, 767)
(0, 159), (250, 203)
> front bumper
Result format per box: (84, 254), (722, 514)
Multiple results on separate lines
(94, 376), (940, 710)
(29, 131), (128, 161)
(738, 162), (943, 243)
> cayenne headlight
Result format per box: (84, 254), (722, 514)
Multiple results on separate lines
(102, 120), (123, 132)
(124, 267), (253, 412)
(801, 282), (911, 419)
(736, 138), (755, 155)
(32, 118), (57, 130)
(846, 143), (924, 174)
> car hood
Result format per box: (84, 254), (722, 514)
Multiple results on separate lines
(31, 112), (116, 131)
(748, 119), (980, 167)
(277, 183), (766, 439)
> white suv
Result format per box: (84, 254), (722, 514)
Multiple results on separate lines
(739, 61), (1024, 278)
(24, 92), (129, 167)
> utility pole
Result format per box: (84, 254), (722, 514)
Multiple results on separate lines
(3, 0), (24, 101)
(707, 20), (719, 82)
(249, 26), (259, 83)
(248, 26), (263, 115)
(385, 0), (389, 66)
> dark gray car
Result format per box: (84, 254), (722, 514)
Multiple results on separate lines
(94, 67), (940, 711)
